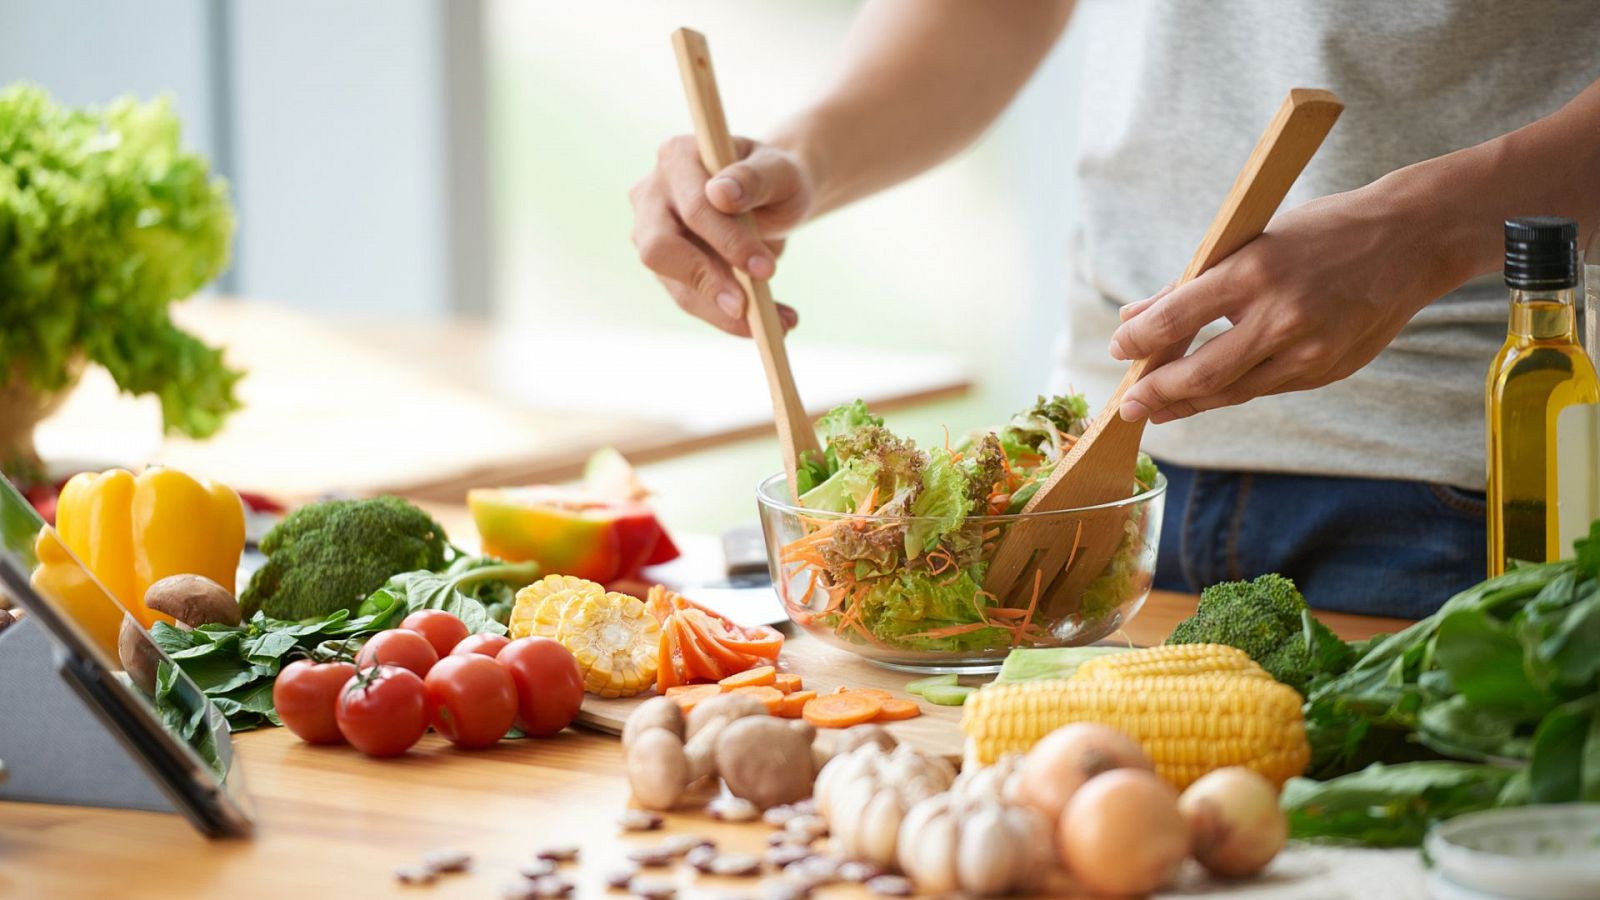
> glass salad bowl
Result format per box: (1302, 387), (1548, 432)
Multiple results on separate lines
(757, 471), (1166, 672)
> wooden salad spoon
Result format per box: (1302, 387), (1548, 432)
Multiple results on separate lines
(983, 88), (1344, 620)
(672, 28), (822, 496)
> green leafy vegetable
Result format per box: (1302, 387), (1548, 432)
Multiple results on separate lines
(0, 83), (239, 472)
(355, 558), (539, 635)
(1282, 762), (1516, 847)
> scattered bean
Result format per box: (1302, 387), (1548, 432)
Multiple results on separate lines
(789, 798), (817, 816)
(605, 864), (641, 889)
(626, 845), (677, 868)
(707, 795), (761, 822)
(421, 848), (472, 873)
(685, 844), (720, 873)
(766, 832), (801, 847)
(629, 877), (677, 900)
(393, 864), (436, 886)
(534, 844), (580, 862)
(709, 852), (762, 878)
(783, 856), (839, 886)
(500, 881), (537, 900)
(865, 875), (913, 896)
(618, 809), (665, 832)
(529, 874), (575, 897)
(661, 833), (715, 856)
(762, 804), (798, 827)
(765, 844), (812, 868)
(784, 815), (828, 841)
(518, 859), (557, 879)
(760, 879), (812, 900)
(837, 860), (882, 883)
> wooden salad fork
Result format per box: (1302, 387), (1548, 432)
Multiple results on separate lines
(983, 88), (1344, 621)
(672, 28), (822, 496)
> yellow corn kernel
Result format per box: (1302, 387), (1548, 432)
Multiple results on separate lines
(559, 591), (660, 698)
(961, 675), (1309, 789)
(1073, 644), (1269, 682)
(509, 574), (604, 640)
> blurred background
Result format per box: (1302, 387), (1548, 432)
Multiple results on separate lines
(3, 0), (1089, 532)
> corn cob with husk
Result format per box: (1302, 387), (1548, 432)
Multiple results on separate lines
(961, 674), (1309, 789)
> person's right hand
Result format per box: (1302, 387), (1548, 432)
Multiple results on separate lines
(629, 135), (812, 336)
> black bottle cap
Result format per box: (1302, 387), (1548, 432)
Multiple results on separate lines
(1505, 216), (1578, 290)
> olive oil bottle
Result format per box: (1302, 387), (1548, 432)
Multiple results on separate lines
(1486, 217), (1600, 575)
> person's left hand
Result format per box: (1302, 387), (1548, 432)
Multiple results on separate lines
(1108, 181), (1463, 424)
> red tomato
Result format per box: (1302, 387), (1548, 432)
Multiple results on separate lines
(335, 665), (431, 757)
(452, 633), (510, 659)
(497, 637), (584, 737)
(273, 659), (356, 744)
(425, 654), (518, 748)
(401, 609), (470, 657)
(356, 628), (439, 677)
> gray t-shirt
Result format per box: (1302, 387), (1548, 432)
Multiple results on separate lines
(1054, 0), (1599, 490)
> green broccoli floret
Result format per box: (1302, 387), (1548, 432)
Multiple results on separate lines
(240, 496), (450, 620)
(1165, 573), (1353, 694)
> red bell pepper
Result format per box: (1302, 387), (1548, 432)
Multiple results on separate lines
(468, 485), (678, 583)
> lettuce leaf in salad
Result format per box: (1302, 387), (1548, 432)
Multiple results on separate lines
(798, 399), (885, 494)
(848, 568), (1012, 652)
(905, 451), (971, 558)
(999, 393), (1091, 463)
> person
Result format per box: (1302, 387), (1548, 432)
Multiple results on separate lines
(628, 1), (1600, 617)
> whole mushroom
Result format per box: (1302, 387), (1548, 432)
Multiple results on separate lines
(713, 716), (817, 809)
(624, 692), (769, 811)
(144, 575), (241, 629)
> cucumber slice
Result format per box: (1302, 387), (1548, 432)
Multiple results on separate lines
(905, 674), (959, 696)
(921, 684), (976, 706)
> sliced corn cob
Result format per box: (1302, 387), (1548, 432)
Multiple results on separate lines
(1072, 643), (1270, 682)
(557, 590), (660, 698)
(961, 675), (1309, 789)
(509, 574), (604, 640)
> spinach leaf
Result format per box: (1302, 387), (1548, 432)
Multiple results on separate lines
(1283, 762), (1514, 847)
(1527, 695), (1600, 803)
(1434, 609), (1553, 716)
(356, 558), (539, 636)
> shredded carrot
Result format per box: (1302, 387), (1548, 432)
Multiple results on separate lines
(802, 692), (883, 728)
(719, 665), (777, 689)
(873, 699), (922, 722)
(901, 622), (1000, 640)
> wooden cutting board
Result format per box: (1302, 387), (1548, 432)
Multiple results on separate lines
(577, 627), (982, 760)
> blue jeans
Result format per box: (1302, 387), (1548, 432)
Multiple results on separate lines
(1151, 460), (1487, 618)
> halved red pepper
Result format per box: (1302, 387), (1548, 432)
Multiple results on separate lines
(469, 485), (678, 583)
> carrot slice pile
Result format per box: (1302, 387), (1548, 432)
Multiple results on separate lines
(873, 698), (922, 722)
(730, 685), (786, 714)
(803, 692), (883, 728)
(648, 585), (784, 691)
(779, 690), (816, 718)
(720, 666), (777, 689)
(666, 683), (722, 713)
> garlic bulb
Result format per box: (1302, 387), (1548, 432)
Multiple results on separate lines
(814, 743), (957, 868)
(896, 793), (1054, 897)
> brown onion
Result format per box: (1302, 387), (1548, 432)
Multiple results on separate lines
(1178, 767), (1287, 878)
(1007, 722), (1153, 825)
(1059, 769), (1188, 896)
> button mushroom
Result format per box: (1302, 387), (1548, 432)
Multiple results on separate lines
(624, 692), (756, 810)
(714, 716), (819, 810)
(144, 574), (241, 629)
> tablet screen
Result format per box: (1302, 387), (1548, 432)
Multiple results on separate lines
(0, 474), (252, 831)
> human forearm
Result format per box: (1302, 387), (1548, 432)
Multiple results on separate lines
(769, 0), (1075, 218)
(1393, 77), (1600, 289)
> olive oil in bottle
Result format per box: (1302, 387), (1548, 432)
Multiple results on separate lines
(1486, 217), (1600, 575)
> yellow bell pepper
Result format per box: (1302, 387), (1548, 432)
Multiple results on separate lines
(55, 468), (246, 627)
(31, 527), (125, 661)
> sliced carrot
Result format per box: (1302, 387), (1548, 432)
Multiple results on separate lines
(833, 686), (895, 703)
(656, 623), (680, 693)
(666, 684), (724, 698)
(773, 673), (804, 694)
(873, 698), (922, 722)
(803, 692), (883, 728)
(720, 665), (777, 689)
(779, 690), (816, 718)
(668, 684), (723, 713)
(730, 685), (786, 714)
(673, 617), (723, 681)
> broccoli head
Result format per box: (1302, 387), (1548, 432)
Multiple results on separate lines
(1165, 573), (1353, 694)
(240, 496), (450, 620)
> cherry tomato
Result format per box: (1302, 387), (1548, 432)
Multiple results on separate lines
(497, 637), (583, 737)
(425, 654), (518, 748)
(273, 659), (356, 744)
(452, 633), (510, 659)
(355, 628), (439, 677)
(335, 665), (431, 757)
(401, 609), (469, 657)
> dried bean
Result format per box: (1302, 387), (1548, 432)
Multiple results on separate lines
(518, 859), (557, 879)
(393, 864), (436, 885)
(618, 809), (665, 832)
(760, 880), (812, 900)
(783, 856), (839, 885)
(529, 874), (575, 897)
(709, 853), (762, 878)
(837, 860), (882, 883)
(605, 864), (641, 889)
(784, 815), (827, 841)
(626, 845), (676, 867)
(685, 844), (719, 873)
(765, 844), (812, 868)
(766, 831), (800, 847)
(865, 875), (913, 896)
(421, 848), (471, 873)
(629, 878), (677, 899)
(534, 844), (580, 862)
(707, 795), (760, 822)
(661, 834), (715, 856)
(500, 881), (537, 900)
(762, 804), (798, 827)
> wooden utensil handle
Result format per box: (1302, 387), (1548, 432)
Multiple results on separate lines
(1123, 88), (1343, 383)
(672, 28), (822, 493)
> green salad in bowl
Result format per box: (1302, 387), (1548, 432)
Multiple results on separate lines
(757, 395), (1165, 670)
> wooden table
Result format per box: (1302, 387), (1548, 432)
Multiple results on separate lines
(33, 300), (970, 501)
(0, 592), (1416, 900)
